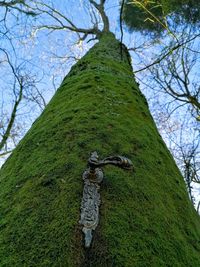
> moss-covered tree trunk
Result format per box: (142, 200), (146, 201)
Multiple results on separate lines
(0, 33), (200, 267)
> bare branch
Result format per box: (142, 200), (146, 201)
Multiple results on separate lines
(0, 150), (12, 157)
(89, 0), (109, 32)
(132, 33), (200, 74)
(0, 0), (37, 16)
(28, 1), (99, 37)
(120, 0), (125, 59)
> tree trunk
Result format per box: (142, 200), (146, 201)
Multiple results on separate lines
(0, 32), (200, 267)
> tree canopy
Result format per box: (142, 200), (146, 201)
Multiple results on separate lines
(123, 0), (200, 34)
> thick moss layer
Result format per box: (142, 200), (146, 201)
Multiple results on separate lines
(0, 33), (200, 267)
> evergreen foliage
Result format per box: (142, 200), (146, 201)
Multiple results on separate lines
(123, 0), (200, 34)
(0, 33), (200, 266)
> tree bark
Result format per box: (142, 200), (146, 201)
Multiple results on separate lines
(0, 32), (200, 267)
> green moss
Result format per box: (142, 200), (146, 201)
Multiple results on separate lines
(0, 33), (200, 266)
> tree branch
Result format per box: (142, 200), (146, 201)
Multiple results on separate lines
(120, 0), (125, 59)
(89, 0), (109, 32)
(0, 0), (37, 16)
(0, 49), (24, 151)
(131, 33), (200, 74)
(27, 1), (99, 37)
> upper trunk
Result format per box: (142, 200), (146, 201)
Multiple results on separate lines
(0, 33), (200, 267)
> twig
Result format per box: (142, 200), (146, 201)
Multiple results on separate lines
(120, 0), (125, 60)
(131, 33), (200, 74)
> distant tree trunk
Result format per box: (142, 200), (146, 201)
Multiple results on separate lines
(0, 32), (200, 267)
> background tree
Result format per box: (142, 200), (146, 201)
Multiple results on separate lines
(123, 0), (200, 34)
